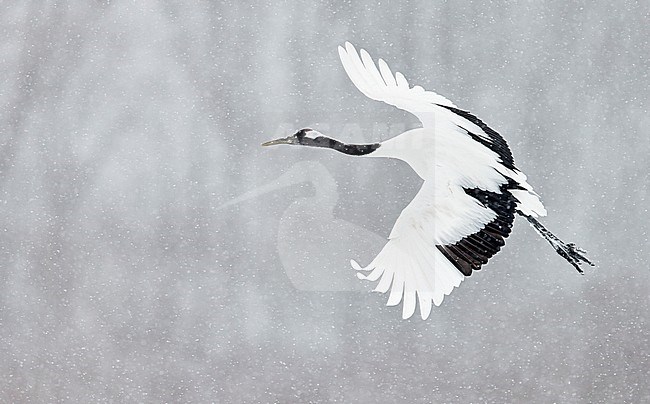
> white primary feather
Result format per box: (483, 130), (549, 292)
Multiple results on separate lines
(338, 42), (457, 128)
(340, 43), (547, 319)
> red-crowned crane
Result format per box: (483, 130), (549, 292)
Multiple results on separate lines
(262, 42), (593, 320)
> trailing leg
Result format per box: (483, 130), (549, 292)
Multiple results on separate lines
(518, 211), (594, 273)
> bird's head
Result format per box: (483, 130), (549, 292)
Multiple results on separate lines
(262, 128), (319, 147)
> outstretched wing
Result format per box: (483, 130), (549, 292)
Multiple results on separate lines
(339, 41), (546, 218)
(353, 179), (516, 320)
(338, 42), (456, 128)
(338, 42), (545, 205)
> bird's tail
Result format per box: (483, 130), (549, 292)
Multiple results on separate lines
(518, 211), (594, 273)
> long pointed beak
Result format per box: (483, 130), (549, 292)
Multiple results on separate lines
(261, 136), (293, 147)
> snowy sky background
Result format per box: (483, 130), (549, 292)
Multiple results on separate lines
(1, 1), (648, 402)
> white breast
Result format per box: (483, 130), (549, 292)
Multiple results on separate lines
(372, 126), (507, 193)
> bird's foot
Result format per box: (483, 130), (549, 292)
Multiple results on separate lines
(554, 242), (595, 274)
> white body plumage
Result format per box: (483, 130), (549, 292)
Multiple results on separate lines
(262, 42), (593, 320)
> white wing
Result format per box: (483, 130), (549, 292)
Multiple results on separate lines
(338, 42), (456, 128)
(341, 43), (547, 320)
(338, 42), (546, 197)
(352, 177), (507, 320)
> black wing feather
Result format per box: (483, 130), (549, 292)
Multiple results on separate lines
(438, 104), (517, 171)
(436, 184), (517, 276)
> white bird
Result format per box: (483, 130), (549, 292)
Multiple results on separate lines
(262, 42), (593, 320)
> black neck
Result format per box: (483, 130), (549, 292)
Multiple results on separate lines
(298, 135), (380, 156)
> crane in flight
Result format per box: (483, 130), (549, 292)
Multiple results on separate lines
(262, 42), (593, 320)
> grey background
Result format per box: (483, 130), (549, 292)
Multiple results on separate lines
(1, 1), (648, 402)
